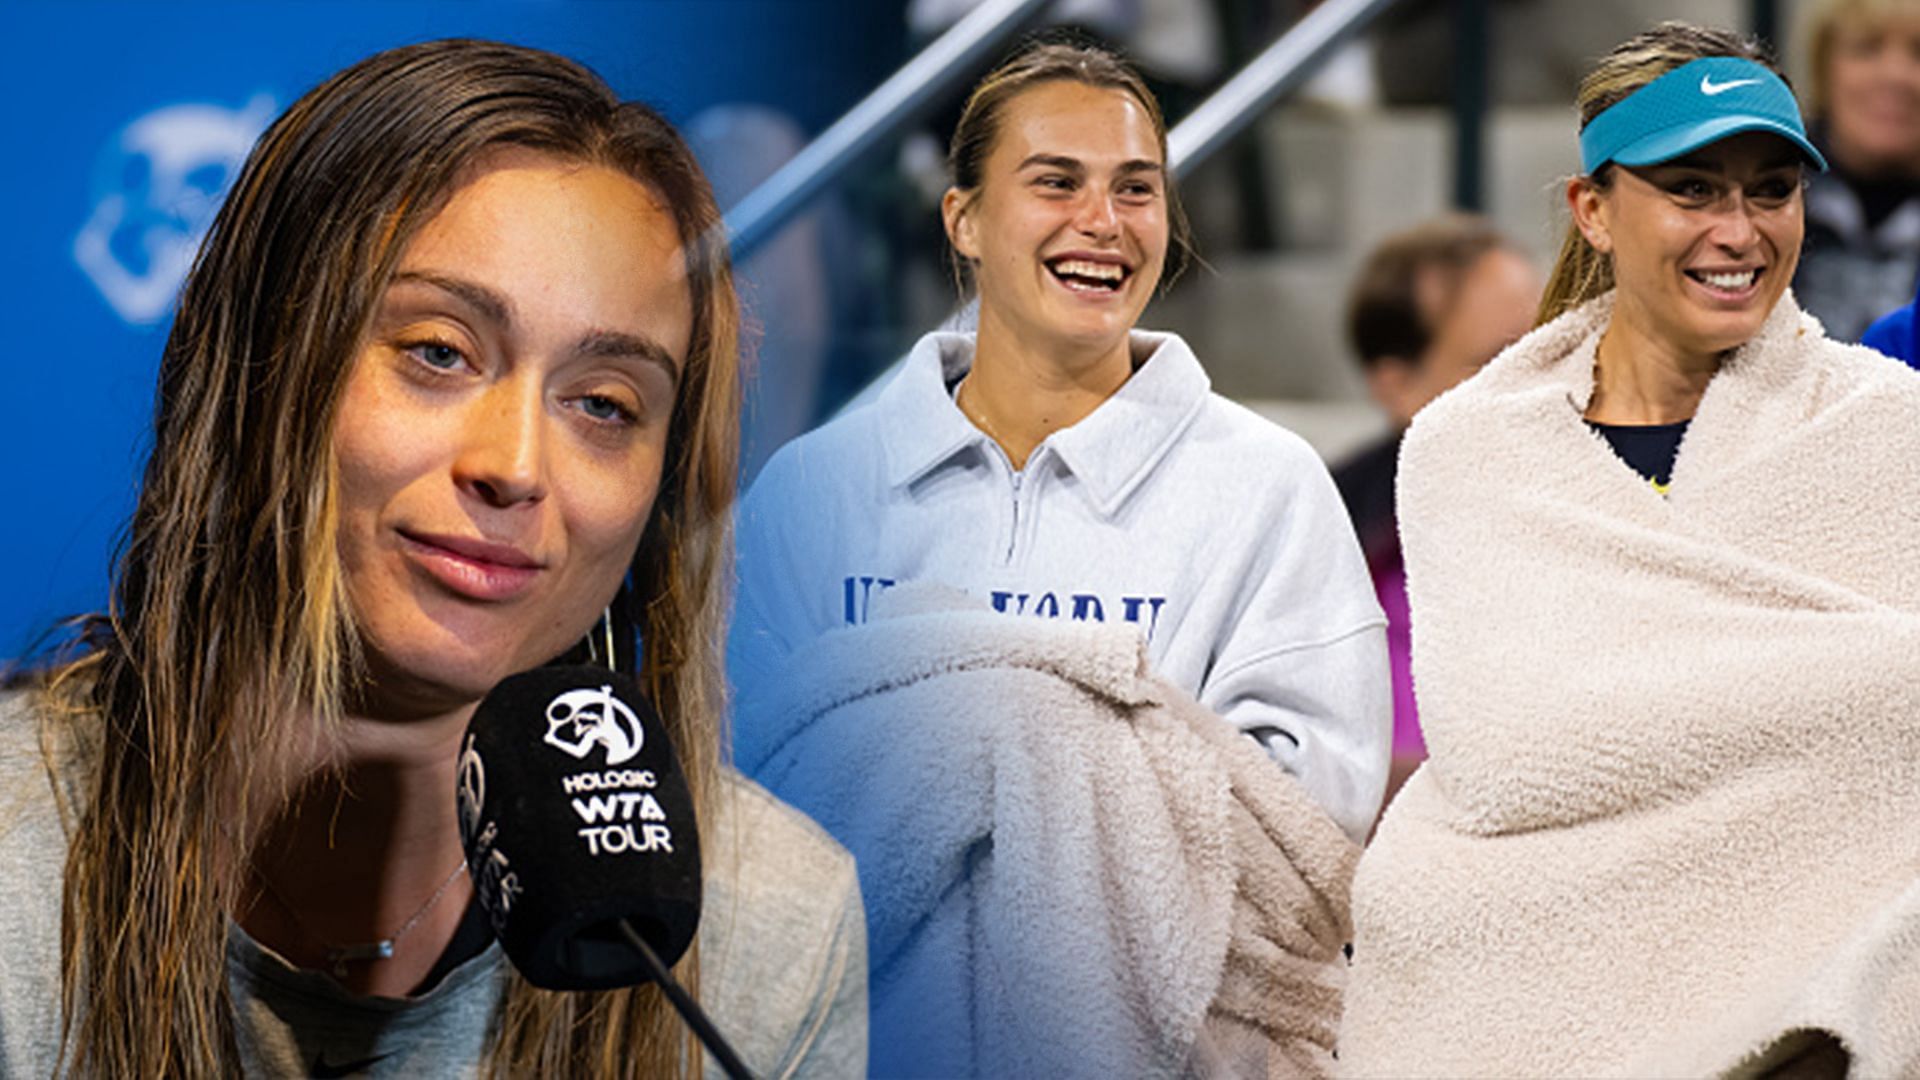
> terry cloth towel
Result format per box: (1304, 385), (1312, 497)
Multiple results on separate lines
(738, 583), (1358, 1079)
(1339, 291), (1920, 1077)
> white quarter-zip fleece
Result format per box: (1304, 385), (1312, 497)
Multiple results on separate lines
(731, 330), (1390, 840)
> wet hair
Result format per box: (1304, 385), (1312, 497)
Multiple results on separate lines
(946, 33), (1194, 291)
(1348, 214), (1516, 370)
(1537, 22), (1786, 325)
(42, 38), (737, 1078)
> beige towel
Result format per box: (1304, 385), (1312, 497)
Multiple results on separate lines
(740, 584), (1356, 1078)
(1340, 292), (1920, 1077)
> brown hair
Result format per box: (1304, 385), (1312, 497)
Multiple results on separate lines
(946, 34), (1193, 291)
(1537, 22), (1785, 325)
(41, 39), (738, 1077)
(1348, 214), (1514, 369)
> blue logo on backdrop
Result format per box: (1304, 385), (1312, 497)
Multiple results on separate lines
(73, 95), (275, 325)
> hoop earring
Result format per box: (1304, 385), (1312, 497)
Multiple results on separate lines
(586, 606), (617, 674)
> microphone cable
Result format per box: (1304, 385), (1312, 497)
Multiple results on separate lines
(616, 918), (754, 1080)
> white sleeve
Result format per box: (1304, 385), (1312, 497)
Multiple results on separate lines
(1203, 624), (1390, 843)
(1198, 455), (1391, 843)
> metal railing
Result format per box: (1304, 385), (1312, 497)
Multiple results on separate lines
(722, 0), (1052, 261)
(816, 0), (1411, 418)
(738, 0), (1790, 432)
(726, 0), (1407, 263)
(1166, 0), (1403, 176)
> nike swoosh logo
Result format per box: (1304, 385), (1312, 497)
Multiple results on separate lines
(1700, 75), (1762, 95)
(311, 1051), (394, 1078)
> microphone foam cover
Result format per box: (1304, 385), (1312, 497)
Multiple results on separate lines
(458, 666), (702, 990)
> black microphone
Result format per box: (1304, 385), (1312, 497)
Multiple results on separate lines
(458, 666), (752, 1079)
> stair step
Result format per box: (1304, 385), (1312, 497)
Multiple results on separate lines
(1151, 250), (1371, 403)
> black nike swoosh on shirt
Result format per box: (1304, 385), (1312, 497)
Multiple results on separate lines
(311, 1051), (394, 1078)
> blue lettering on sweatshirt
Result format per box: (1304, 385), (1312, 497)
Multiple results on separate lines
(842, 575), (898, 624)
(838, 576), (1166, 641)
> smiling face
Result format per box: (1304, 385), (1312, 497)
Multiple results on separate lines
(1824, 13), (1920, 175)
(943, 79), (1169, 362)
(333, 147), (693, 717)
(1572, 131), (1805, 364)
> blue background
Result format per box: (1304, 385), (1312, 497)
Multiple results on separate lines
(0, 1), (899, 658)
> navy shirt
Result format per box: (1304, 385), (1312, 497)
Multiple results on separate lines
(1589, 419), (1690, 492)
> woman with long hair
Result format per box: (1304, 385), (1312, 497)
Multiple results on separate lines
(0, 39), (863, 1077)
(1342, 21), (1920, 1075)
(731, 35), (1389, 844)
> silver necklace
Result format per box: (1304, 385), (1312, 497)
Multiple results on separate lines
(955, 372), (1010, 450)
(259, 858), (469, 977)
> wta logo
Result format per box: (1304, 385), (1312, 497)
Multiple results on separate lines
(74, 94), (275, 325)
(544, 685), (645, 766)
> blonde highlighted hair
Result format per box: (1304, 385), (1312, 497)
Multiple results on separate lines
(39, 39), (739, 1078)
(1537, 22), (1786, 325)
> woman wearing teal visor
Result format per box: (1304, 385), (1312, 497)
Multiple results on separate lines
(1340, 21), (1920, 1076)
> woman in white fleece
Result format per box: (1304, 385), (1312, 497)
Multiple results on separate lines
(1343, 22), (1920, 1077)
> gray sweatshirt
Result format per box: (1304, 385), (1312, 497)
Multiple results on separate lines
(731, 330), (1390, 840)
(0, 690), (866, 1078)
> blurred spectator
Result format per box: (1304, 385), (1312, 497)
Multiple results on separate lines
(1331, 215), (1538, 807)
(1794, 0), (1920, 340)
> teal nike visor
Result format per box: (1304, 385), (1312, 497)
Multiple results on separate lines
(1579, 56), (1827, 174)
